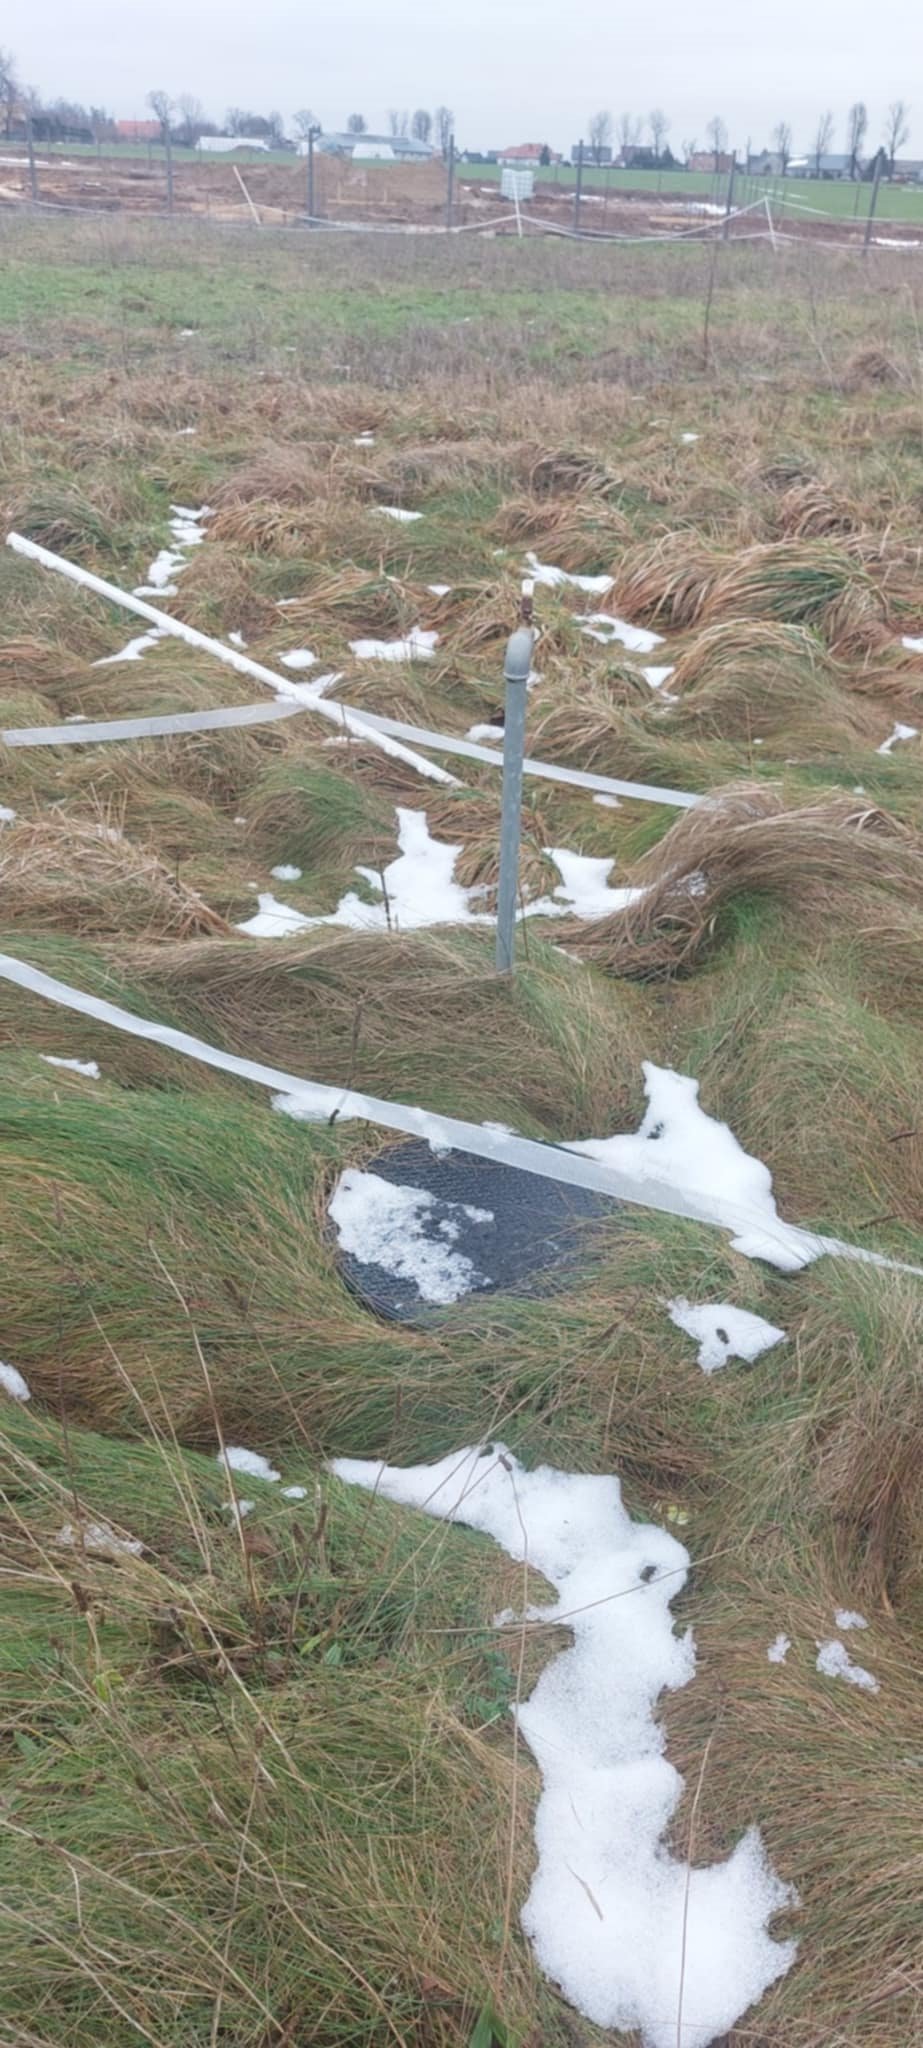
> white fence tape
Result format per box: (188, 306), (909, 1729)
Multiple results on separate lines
(5, 534), (455, 789)
(2, 700), (305, 747)
(1, 948), (920, 1280)
(4, 532), (700, 809)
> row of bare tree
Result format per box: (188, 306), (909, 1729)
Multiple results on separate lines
(586, 101), (913, 178)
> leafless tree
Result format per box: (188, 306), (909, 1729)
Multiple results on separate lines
(706, 115), (727, 170)
(411, 108), (432, 144)
(681, 136), (697, 165)
(772, 120), (792, 174)
(587, 109), (612, 165)
(388, 109), (400, 136)
(293, 109), (319, 140)
(813, 108), (834, 176)
(147, 89), (173, 139)
(845, 102), (867, 179)
(435, 105), (454, 156)
(884, 99), (910, 177)
(616, 111), (641, 160)
(0, 46), (19, 139)
(175, 94), (204, 146)
(346, 112), (367, 134)
(649, 108), (670, 162)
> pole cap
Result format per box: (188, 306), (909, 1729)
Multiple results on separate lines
(504, 625), (535, 684)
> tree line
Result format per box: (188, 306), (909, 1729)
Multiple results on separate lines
(585, 102), (913, 177)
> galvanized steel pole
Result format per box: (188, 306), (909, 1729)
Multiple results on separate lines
(495, 618), (535, 973)
(573, 140), (584, 234)
(446, 133), (456, 229)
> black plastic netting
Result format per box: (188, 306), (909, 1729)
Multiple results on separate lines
(330, 1139), (621, 1325)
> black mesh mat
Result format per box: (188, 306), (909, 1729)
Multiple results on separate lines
(331, 1139), (620, 1325)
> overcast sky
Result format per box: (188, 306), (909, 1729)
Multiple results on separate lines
(3, 0), (917, 155)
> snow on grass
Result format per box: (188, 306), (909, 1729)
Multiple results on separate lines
(902, 633), (923, 654)
(376, 505), (422, 523)
(427, 582), (452, 595)
(680, 432), (700, 443)
(353, 433), (376, 446)
(41, 1055), (101, 1079)
(133, 505), (211, 598)
(834, 1609), (868, 1631)
(217, 1446), (281, 1483)
(525, 551), (614, 595)
(270, 864), (302, 882)
(0, 804), (17, 823)
(0, 1360), (31, 1402)
(56, 1520), (143, 1558)
(237, 811), (644, 941)
(767, 1634), (791, 1664)
(594, 793), (621, 808)
(466, 722), (505, 741)
(349, 628), (438, 662)
(329, 1169), (493, 1305)
(666, 1299), (786, 1375)
(332, 1444), (795, 2044)
(568, 1062), (811, 1272)
(93, 627), (168, 667)
(228, 629), (247, 647)
(577, 613), (664, 654)
(282, 1484), (307, 1500)
(877, 721), (919, 755)
(641, 665), (676, 691)
(279, 648), (318, 670)
(816, 1640), (879, 1693)
(543, 848), (646, 918)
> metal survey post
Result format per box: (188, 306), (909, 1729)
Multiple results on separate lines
(495, 587), (536, 974)
(573, 141), (584, 235)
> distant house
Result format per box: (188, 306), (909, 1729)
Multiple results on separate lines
(116, 120), (162, 143)
(687, 150), (734, 174)
(572, 143), (612, 165)
(893, 158), (923, 183)
(748, 149), (784, 176)
(314, 131), (435, 162)
(787, 153), (852, 179)
(498, 143), (561, 165)
(198, 135), (271, 154)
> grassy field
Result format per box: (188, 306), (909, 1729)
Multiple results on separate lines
(0, 214), (922, 2047)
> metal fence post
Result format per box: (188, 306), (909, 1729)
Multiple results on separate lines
(863, 156), (883, 251)
(307, 127), (316, 220)
(446, 133), (456, 229)
(25, 110), (38, 202)
(495, 622), (535, 973)
(573, 140), (584, 235)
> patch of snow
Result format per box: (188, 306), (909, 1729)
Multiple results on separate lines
(666, 1299), (786, 1375)
(593, 793), (621, 808)
(353, 433), (376, 445)
(217, 1446), (281, 1483)
(872, 236), (923, 250)
(377, 505), (423, 522)
(228, 629), (247, 647)
(877, 721), (919, 755)
(56, 1520), (143, 1558)
(816, 1640), (879, 1694)
(174, 425), (197, 436)
(225, 1497), (255, 1519)
(578, 613), (664, 654)
(467, 722), (505, 741)
(902, 634), (923, 654)
(332, 1444), (796, 2043)
(834, 1609), (868, 1631)
(270, 864), (302, 882)
(544, 847), (646, 919)
(427, 582), (452, 595)
(526, 551), (614, 596)
(93, 627), (168, 667)
(235, 894), (313, 937)
(641, 665), (675, 690)
(279, 648), (318, 670)
(282, 1484), (308, 1500)
(233, 815), (247, 825)
(680, 432), (700, 444)
(0, 1360), (31, 1403)
(65, 713), (88, 723)
(178, 327), (197, 336)
(329, 1169), (492, 1305)
(135, 548), (183, 597)
(134, 505), (211, 597)
(349, 628), (438, 662)
(0, 804), (16, 824)
(568, 1062), (813, 1272)
(767, 1634), (791, 1665)
(41, 1056), (101, 1079)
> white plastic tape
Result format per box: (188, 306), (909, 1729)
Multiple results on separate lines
(5, 533), (456, 788)
(2, 700), (306, 746)
(1, 948), (919, 1280)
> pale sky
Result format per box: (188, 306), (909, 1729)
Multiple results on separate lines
(3, 0), (917, 156)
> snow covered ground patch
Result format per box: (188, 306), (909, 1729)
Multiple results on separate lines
(877, 721), (919, 755)
(270, 864), (302, 882)
(376, 505), (422, 523)
(767, 1634), (791, 1664)
(543, 848), (646, 918)
(0, 1360), (31, 1402)
(667, 1298), (786, 1374)
(217, 1446), (281, 1484)
(331, 1444), (796, 2045)
(834, 1609), (868, 1631)
(56, 1520), (143, 1558)
(329, 1169), (493, 1306)
(525, 550), (614, 596)
(0, 804), (17, 823)
(279, 648), (318, 670)
(134, 504), (211, 598)
(568, 1062), (813, 1272)
(94, 627), (168, 667)
(349, 628), (438, 662)
(816, 1639), (879, 1693)
(578, 612), (664, 654)
(41, 1055), (100, 1079)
